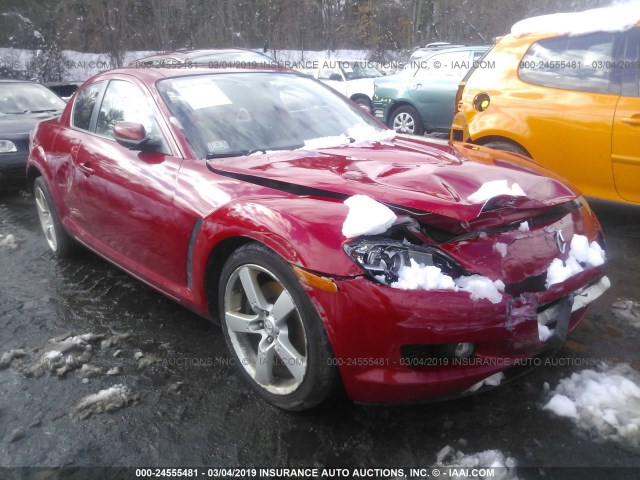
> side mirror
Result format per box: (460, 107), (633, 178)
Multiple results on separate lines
(328, 73), (343, 82)
(113, 122), (161, 151)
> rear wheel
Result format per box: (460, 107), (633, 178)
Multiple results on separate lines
(218, 242), (338, 411)
(33, 177), (75, 257)
(391, 105), (425, 135)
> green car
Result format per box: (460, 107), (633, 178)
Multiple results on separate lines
(373, 46), (489, 135)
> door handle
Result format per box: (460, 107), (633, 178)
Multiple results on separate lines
(621, 116), (640, 126)
(78, 161), (94, 176)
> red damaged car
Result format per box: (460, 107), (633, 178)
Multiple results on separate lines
(27, 67), (610, 410)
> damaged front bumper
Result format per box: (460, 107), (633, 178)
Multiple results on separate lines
(313, 267), (609, 404)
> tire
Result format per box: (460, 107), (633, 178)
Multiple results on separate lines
(391, 105), (425, 135)
(218, 242), (338, 411)
(352, 96), (372, 111)
(33, 177), (76, 257)
(482, 140), (530, 158)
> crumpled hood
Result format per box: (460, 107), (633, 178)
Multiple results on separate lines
(207, 137), (578, 221)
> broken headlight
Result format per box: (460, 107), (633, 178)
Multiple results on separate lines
(343, 239), (465, 284)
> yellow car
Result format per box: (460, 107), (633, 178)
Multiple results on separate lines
(451, 7), (640, 204)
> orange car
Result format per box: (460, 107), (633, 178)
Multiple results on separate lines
(451, 7), (640, 204)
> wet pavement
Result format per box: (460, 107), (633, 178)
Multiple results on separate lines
(0, 188), (639, 478)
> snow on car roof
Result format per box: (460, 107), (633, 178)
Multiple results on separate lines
(511, 1), (640, 37)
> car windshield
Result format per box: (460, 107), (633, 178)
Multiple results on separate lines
(158, 72), (387, 159)
(0, 83), (66, 115)
(342, 61), (383, 80)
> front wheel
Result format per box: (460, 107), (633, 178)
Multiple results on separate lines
(481, 140), (530, 158)
(33, 177), (76, 257)
(218, 243), (338, 411)
(391, 105), (425, 135)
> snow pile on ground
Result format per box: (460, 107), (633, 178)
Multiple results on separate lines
(391, 259), (457, 290)
(467, 180), (525, 204)
(511, 1), (640, 37)
(546, 234), (605, 287)
(342, 195), (397, 238)
(74, 384), (137, 419)
(0, 349), (26, 369)
(390, 263), (505, 304)
(435, 445), (518, 480)
(543, 364), (640, 451)
(455, 275), (505, 304)
(611, 300), (640, 328)
(0, 234), (18, 249)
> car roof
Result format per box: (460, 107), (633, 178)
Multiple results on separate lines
(131, 48), (272, 64)
(85, 66), (298, 85)
(412, 45), (490, 58)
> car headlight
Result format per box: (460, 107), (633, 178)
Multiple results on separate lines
(343, 238), (465, 284)
(0, 140), (18, 153)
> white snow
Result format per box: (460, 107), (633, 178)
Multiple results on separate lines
(0, 234), (17, 249)
(511, 2), (640, 37)
(544, 394), (578, 419)
(518, 221), (529, 232)
(467, 180), (526, 204)
(455, 275), (505, 304)
(435, 445), (518, 480)
(75, 384), (133, 416)
(546, 234), (606, 287)
(467, 372), (506, 392)
(391, 259), (457, 291)
(341, 195), (397, 238)
(493, 242), (508, 257)
(538, 323), (554, 342)
(43, 350), (62, 361)
(389, 261), (505, 304)
(611, 300), (640, 328)
(303, 127), (396, 150)
(543, 364), (640, 450)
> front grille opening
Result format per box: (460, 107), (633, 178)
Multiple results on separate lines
(504, 273), (547, 296)
(401, 343), (475, 368)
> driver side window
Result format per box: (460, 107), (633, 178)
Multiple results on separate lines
(95, 80), (168, 152)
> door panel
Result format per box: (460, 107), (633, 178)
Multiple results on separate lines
(68, 79), (194, 287)
(612, 28), (640, 202)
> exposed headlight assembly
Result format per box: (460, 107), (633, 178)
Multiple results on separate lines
(344, 238), (465, 284)
(0, 140), (18, 153)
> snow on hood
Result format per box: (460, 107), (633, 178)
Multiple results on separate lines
(207, 137), (577, 222)
(543, 363), (640, 451)
(546, 234), (605, 287)
(511, 1), (640, 37)
(341, 195), (397, 238)
(467, 180), (525, 204)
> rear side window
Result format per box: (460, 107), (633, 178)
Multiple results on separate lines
(72, 82), (104, 130)
(519, 32), (619, 94)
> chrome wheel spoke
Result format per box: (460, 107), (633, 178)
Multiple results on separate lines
(271, 290), (295, 327)
(225, 310), (261, 333)
(276, 331), (306, 382)
(239, 266), (270, 313)
(254, 339), (276, 385)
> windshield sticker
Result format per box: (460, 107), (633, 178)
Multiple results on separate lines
(207, 140), (230, 153)
(172, 78), (232, 110)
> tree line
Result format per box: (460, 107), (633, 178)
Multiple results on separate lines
(0, 0), (608, 79)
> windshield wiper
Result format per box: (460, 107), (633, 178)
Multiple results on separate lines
(23, 109), (63, 114)
(206, 144), (304, 159)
